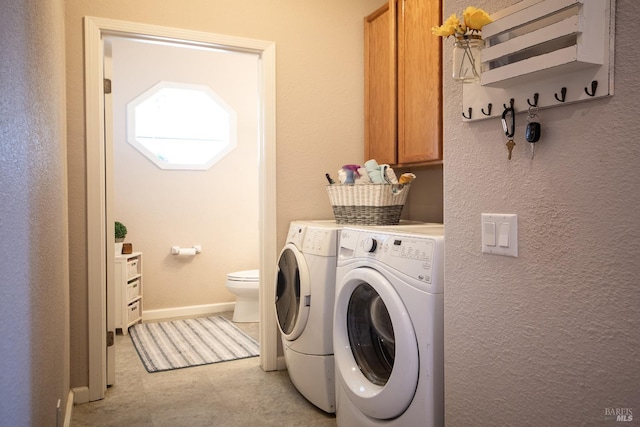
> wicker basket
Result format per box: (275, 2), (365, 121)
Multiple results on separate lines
(326, 184), (411, 225)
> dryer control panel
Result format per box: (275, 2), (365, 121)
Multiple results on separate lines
(302, 227), (338, 257)
(287, 221), (341, 257)
(286, 223), (306, 250)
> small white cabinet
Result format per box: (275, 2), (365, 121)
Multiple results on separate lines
(114, 252), (143, 334)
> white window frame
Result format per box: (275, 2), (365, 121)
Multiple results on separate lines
(126, 80), (238, 170)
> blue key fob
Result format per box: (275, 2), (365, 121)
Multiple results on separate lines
(526, 122), (541, 143)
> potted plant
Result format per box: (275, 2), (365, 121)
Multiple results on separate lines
(115, 221), (127, 255)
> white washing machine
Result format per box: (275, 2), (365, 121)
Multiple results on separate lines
(275, 220), (341, 413)
(333, 225), (445, 427)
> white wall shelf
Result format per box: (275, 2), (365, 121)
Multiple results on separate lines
(114, 252), (143, 335)
(461, 0), (615, 122)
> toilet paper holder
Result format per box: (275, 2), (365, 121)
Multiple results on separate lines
(170, 245), (202, 255)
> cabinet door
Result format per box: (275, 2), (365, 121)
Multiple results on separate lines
(397, 0), (442, 164)
(364, 2), (396, 165)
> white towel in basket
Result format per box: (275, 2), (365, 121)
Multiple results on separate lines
(382, 165), (398, 184)
(355, 167), (372, 184)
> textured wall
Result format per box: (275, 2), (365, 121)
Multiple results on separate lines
(0, 0), (69, 424)
(443, 0), (640, 425)
(66, 0), (386, 388)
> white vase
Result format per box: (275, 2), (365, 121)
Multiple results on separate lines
(115, 242), (124, 256)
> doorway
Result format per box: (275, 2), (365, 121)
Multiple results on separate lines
(84, 16), (278, 401)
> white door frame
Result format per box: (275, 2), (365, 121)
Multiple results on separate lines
(83, 16), (278, 401)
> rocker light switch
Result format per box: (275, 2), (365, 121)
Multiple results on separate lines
(481, 214), (518, 257)
(483, 221), (496, 247)
(498, 223), (510, 247)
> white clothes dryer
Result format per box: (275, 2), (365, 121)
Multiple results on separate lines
(275, 220), (342, 413)
(333, 225), (445, 427)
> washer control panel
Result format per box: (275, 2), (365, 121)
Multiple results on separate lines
(339, 228), (444, 291)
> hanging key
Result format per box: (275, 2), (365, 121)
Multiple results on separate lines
(501, 104), (516, 160)
(506, 139), (516, 160)
(526, 106), (541, 159)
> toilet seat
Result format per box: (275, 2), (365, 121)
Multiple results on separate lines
(227, 269), (259, 282)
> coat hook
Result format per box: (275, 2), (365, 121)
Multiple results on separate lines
(462, 107), (472, 120)
(481, 103), (492, 116)
(554, 87), (567, 102)
(503, 98), (514, 110)
(585, 80), (598, 97)
(527, 93), (539, 107)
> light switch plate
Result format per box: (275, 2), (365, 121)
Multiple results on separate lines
(481, 213), (518, 257)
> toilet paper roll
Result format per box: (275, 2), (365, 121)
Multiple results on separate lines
(174, 247), (197, 256)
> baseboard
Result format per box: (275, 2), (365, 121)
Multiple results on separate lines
(277, 355), (288, 371)
(142, 302), (235, 321)
(63, 390), (74, 427)
(71, 386), (89, 404)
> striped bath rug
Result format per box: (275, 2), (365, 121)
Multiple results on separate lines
(129, 316), (260, 373)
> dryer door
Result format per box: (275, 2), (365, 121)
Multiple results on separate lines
(334, 267), (419, 420)
(275, 243), (311, 341)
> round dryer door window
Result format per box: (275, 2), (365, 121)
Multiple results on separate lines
(275, 243), (311, 340)
(334, 267), (419, 420)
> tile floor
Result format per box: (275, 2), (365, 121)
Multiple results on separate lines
(71, 313), (337, 426)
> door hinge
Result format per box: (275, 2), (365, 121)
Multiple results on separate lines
(104, 78), (112, 94)
(107, 330), (114, 347)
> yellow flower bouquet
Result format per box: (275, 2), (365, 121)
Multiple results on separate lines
(432, 6), (492, 82)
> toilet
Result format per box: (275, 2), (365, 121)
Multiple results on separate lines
(226, 269), (260, 322)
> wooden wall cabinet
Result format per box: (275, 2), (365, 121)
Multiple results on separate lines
(365, 0), (442, 167)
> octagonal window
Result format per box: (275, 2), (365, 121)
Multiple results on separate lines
(127, 81), (237, 170)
